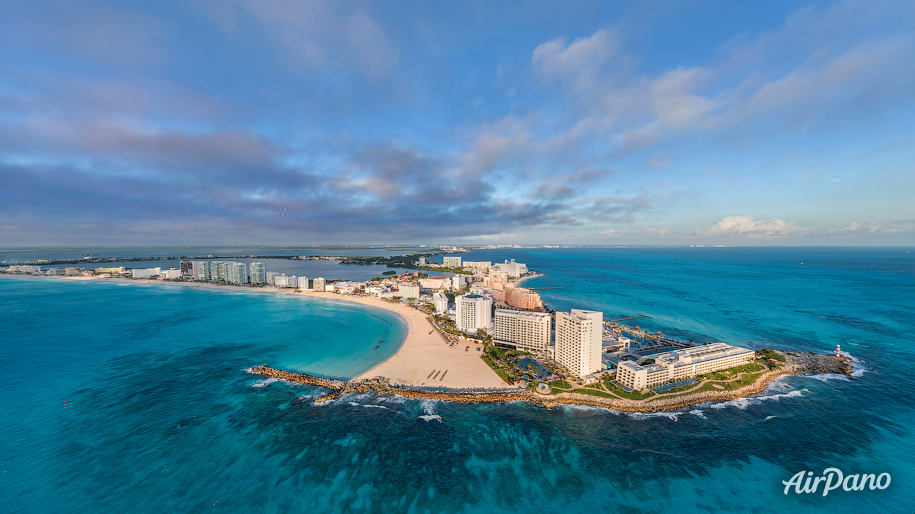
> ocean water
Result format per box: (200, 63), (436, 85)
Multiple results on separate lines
(2, 247), (913, 513)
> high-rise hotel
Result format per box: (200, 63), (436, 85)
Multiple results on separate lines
(493, 309), (551, 353)
(554, 309), (603, 378)
(455, 294), (492, 332)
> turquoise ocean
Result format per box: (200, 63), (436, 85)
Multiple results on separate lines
(1, 247), (913, 513)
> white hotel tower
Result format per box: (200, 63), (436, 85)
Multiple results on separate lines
(554, 309), (603, 378)
(455, 294), (492, 333)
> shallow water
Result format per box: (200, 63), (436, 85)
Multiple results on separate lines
(2, 247), (913, 513)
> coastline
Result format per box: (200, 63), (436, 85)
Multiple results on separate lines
(250, 362), (822, 413)
(0, 274), (512, 389)
(3, 273), (850, 412)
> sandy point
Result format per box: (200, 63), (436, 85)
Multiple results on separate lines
(300, 291), (515, 390)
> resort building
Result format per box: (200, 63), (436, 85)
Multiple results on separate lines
(6, 265), (42, 274)
(398, 284), (420, 299)
(210, 261), (229, 282)
(179, 260), (194, 277)
(191, 261), (210, 281)
(554, 309), (603, 378)
(455, 294), (493, 332)
(419, 276), (450, 290)
(505, 287), (543, 310)
(493, 309), (551, 352)
(64, 267), (81, 276)
(273, 274), (296, 288)
(160, 269), (182, 280)
(443, 256), (462, 267)
(249, 262), (267, 284)
(132, 267), (161, 279)
(451, 275), (467, 290)
(463, 261), (491, 270)
(616, 343), (756, 390)
(297, 276), (310, 289)
(433, 291), (450, 313)
(94, 266), (126, 275)
(227, 262), (249, 285)
(494, 259), (527, 278)
(312, 277), (326, 292)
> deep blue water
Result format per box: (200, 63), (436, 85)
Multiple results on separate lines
(2, 247), (913, 513)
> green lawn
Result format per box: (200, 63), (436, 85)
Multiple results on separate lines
(481, 355), (512, 383)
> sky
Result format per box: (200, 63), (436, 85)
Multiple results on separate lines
(1, 0), (913, 246)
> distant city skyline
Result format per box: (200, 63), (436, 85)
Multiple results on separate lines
(1, 0), (913, 246)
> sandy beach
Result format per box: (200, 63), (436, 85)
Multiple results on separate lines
(308, 291), (513, 389)
(3, 274), (513, 390)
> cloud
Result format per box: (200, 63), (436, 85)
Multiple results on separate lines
(201, 0), (398, 78)
(532, 29), (621, 91)
(603, 226), (673, 237)
(693, 215), (806, 238)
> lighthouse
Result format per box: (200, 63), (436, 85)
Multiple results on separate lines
(835, 344), (841, 358)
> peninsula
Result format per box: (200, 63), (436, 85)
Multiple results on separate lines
(3, 257), (854, 414)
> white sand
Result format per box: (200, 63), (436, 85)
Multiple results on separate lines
(302, 291), (513, 389)
(3, 274), (512, 389)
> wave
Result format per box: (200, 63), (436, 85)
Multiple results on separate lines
(765, 415), (779, 421)
(627, 411), (683, 421)
(844, 352), (868, 378)
(557, 404), (619, 415)
(690, 409), (707, 419)
(348, 401), (390, 410)
(251, 378), (280, 388)
(709, 389), (808, 410)
(418, 414), (442, 422)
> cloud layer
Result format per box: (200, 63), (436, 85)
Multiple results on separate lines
(0, 0), (912, 245)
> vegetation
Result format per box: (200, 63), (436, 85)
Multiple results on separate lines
(382, 270), (396, 275)
(758, 348), (786, 362)
(481, 355), (512, 383)
(550, 380), (573, 390)
(642, 358), (655, 365)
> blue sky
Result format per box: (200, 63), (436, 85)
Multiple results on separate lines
(1, 0), (913, 246)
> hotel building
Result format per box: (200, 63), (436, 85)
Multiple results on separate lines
(226, 262), (249, 285)
(249, 262), (267, 284)
(455, 294), (492, 332)
(432, 292), (449, 313)
(312, 277), (326, 292)
(191, 261), (210, 281)
(554, 309), (603, 378)
(443, 256), (462, 267)
(493, 309), (551, 353)
(616, 343), (756, 390)
(131, 267), (161, 279)
(494, 259), (527, 278)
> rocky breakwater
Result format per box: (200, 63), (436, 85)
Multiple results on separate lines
(387, 388), (533, 404)
(249, 366), (346, 390)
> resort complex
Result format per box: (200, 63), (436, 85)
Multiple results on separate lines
(615, 343), (756, 390)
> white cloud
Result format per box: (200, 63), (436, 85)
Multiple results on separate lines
(603, 226), (673, 237)
(693, 215), (806, 238)
(532, 29), (620, 91)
